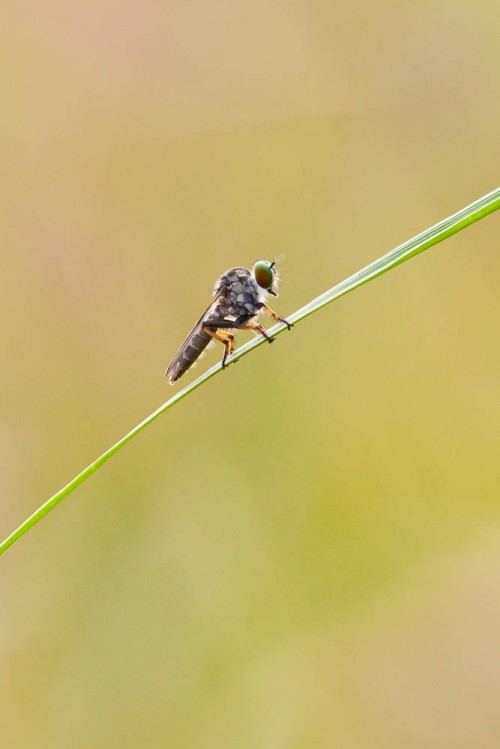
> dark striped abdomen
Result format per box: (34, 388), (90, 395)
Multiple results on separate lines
(165, 324), (212, 383)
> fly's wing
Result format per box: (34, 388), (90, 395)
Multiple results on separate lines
(165, 296), (224, 384)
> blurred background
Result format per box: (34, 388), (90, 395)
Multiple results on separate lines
(1, 1), (500, 747)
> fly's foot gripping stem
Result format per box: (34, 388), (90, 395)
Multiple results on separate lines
(261, 304), (293, 331)
(236, 319), (276, 343)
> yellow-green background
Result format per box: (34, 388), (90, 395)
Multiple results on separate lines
(1, 2), (499, 747)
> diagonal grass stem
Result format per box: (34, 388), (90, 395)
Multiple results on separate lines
(1, 187), (499, 557)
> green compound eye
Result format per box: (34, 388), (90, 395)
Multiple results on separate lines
(252, 260), (274, 289)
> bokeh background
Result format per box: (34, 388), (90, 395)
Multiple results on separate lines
(1, 2), (500, 747)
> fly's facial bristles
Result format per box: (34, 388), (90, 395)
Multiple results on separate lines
(268, 255), (286, 293)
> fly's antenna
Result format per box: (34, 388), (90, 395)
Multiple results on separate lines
(272, 253), (286, 267)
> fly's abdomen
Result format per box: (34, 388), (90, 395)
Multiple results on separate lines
(165, 324), (212, 383)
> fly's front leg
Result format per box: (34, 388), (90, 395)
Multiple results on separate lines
(202, 326), (235, 369)
(261, 304), (293, 331)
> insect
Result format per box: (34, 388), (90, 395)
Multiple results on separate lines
(165, 260), (292, 384)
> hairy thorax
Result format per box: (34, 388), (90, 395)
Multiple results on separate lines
(210, 267), (265, 322)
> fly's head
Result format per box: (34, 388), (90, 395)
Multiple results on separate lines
(252, 260), (280, 298)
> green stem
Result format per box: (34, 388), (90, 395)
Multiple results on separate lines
(1, 188), (499, 557)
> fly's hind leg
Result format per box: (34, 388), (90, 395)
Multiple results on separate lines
(202, 326), (235, 369)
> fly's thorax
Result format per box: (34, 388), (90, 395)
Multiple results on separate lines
(213, 266), (261, 318)
(213, 267), (252, 295)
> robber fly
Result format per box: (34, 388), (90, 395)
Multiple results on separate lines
(165, 260), (292, 384)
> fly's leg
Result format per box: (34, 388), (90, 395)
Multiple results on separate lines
(202, 327), (235, 369)
(236, 319), (276, 343)
(261, 304), (293, 331)
(203, 313), (278, 351)
(216, 314), (277, 344)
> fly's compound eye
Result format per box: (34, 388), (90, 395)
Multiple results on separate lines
(252, 260), (274, 289)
